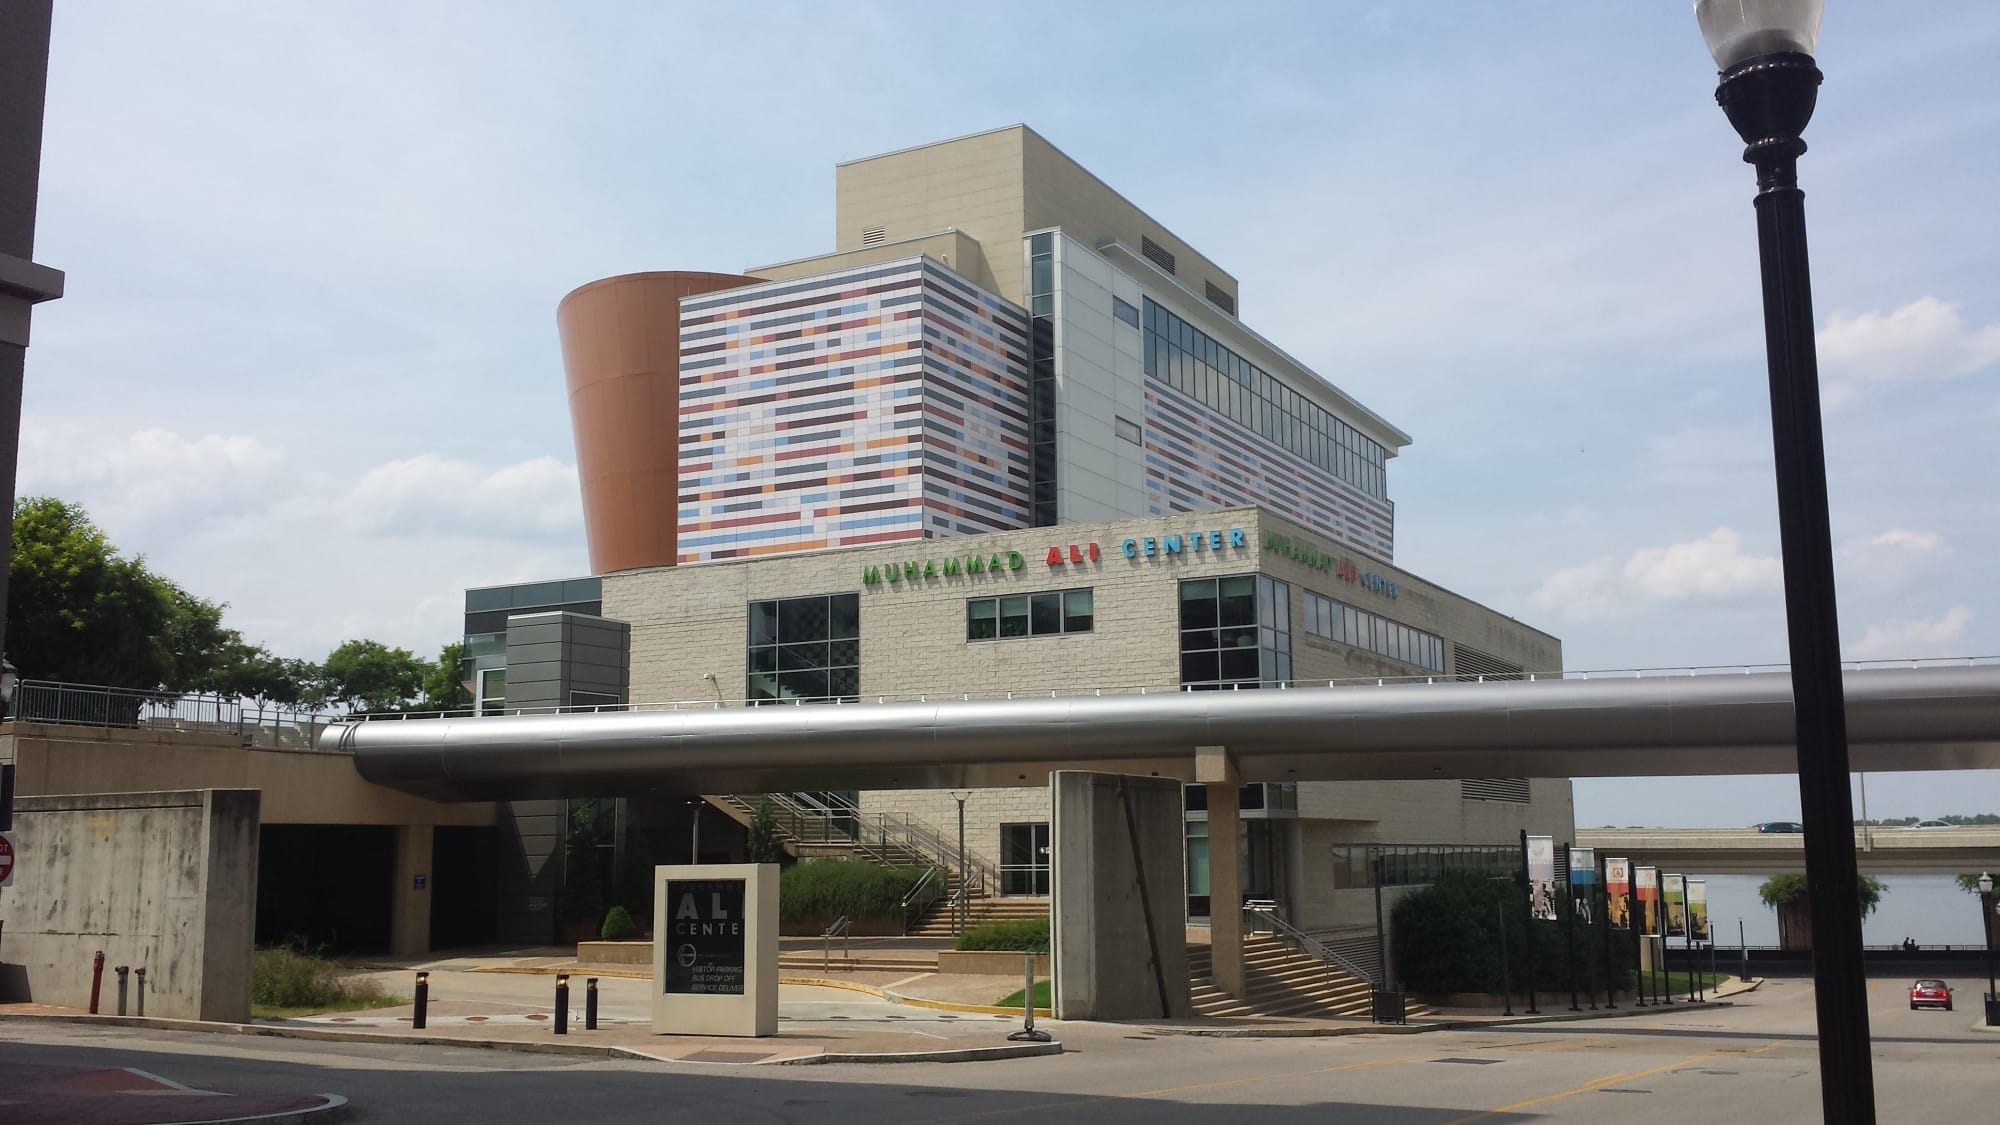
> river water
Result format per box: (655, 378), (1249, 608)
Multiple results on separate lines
(1700, 873), (1987, 948)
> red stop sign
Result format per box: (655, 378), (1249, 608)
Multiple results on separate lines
(0, 833), (14, 887)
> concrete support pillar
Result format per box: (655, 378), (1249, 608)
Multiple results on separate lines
(391, 824), (434, 957)
(1197, 745), (1243, 1000)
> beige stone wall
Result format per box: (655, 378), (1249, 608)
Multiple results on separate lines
(1, 722), (493, 827)
(606, 507), (1571, 880)
(828, 125), (1237, 313)
(747, 230), (987, 290)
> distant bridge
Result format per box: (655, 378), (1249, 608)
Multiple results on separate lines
(1573, 826), (2000, 875)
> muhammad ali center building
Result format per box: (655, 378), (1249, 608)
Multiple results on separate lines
(473, 125), (1572, 938)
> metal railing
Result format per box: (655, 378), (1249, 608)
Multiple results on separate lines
(345, 655), (2000, 721)
(8, 680), (344, 752)
(821, 915), (852, 973)
(1244, 900), (1378, 988)
(901, 866), (947, 934)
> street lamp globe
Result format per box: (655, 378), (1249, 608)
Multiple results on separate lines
(1980, 873), (1994, 895)
(1695, 0), (1824, 68)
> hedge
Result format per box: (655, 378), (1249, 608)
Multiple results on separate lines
(955, 917), (1049, 952)
(1390, 871), (1635, 996)
(779, 859), (924, 928)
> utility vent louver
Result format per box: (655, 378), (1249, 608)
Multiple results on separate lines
(1204, 281), (1236, 315)
(1453, 644), (1530, 802)
(1140, 236), (1176, 275)
(861, 226), (887, 246)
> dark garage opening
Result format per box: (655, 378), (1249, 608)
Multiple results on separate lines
(257, 824), (394, 954)
(431, 826), (499, 949)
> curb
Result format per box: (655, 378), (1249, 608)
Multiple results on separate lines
(775, 1041), (1063, 1065)
(194, 1093), (350, 1124)
(1141, 999), (1736, 1038)
(880, 987), (1053, 1018)
(0, 1011), (1060, 1066)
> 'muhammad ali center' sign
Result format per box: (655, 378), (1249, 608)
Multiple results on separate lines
(861, 525), (1398, 600)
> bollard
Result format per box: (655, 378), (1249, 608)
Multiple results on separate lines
(134, 967), (145, 1016)
(413, 971), (429, 1030)
(89, 951), (105, 1015)
(115, 965), (130, 1016)
(1006, 953), (1051, 1043)
(554, 973), (569, 1035)
(585, 978), (598, 1031)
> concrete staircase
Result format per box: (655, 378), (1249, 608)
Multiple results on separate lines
(907, 895), (1049, 940)
(1187, 935), (1425, 1020)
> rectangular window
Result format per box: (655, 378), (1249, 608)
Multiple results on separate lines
(1112, 296), (1141, 328)
(967, 588), (1094, 641)
(1000, 822), (1051, 896)
(1115, 416), (1143, 445)
(747, 593), (861, 703)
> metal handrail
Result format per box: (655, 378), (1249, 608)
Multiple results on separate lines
(822, 915), (852, 973)
(11, 680), (345, 749)
(340, 655), (2000, 721)
(1244, 901), (1378, 988)
(901, 866), (946, 934)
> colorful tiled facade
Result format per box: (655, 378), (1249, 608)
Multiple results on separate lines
(675, 258), (1031, 563)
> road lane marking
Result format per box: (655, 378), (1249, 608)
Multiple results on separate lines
(1436, 1040), (1781, 1125)
(906, 1053), (1422, 1125)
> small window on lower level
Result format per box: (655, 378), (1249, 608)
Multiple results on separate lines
(1113, 296), (1141, 328)
(968, 588), (1094, 641)
(1115, 416), (1143, 445)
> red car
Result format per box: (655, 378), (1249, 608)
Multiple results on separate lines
(1909, 979), (1954, 1011)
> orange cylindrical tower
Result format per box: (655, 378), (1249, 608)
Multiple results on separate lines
(557, 271), (759, 573)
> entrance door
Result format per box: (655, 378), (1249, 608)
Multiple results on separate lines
(1000, 822), (1050, 896)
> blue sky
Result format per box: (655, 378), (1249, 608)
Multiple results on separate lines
(20, 3), (2000, 826)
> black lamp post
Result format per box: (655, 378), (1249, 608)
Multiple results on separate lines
(1695, 2), (1873, 1121)
(1979, 872), (1997, 1026)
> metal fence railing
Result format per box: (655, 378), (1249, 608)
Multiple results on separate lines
(8, 680), (346, 752)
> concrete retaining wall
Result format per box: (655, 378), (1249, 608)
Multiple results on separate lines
(0, 789), (258, 1022)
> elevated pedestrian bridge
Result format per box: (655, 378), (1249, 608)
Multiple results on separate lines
(1575, 825), (2000, 874)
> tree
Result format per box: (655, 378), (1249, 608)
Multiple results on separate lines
(5, 497), (299, 695)
(746, 799), (787, 864)
(1955, 873), (1995, 896)
(319, 639), (428, 713)
(1758, 873), (1887, 916)
(417, 641), (470, 713)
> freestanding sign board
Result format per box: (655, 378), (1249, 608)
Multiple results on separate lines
(652, 863), (777, 1037)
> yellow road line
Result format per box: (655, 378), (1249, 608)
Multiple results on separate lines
(1438, 1039), (1782, 1125)
(908, 1054), (1421, 1125)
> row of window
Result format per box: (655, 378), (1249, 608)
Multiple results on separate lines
(1178, 574), (1291, 688)
(742, 577), (1445, 700)
(967, 589), (1095, 640)
(1301, 589), (1446, 673)
(1143, 298), (1388, 500)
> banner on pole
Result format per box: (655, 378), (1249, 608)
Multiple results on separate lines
(1635, 865), (1660, 934)
(1605, 857), (1631, 929)
(1688, 879), (1710, 941)
(1663, 873), (1688, 938)
(1568, 847), (1596, 924)
(1526, 835), (1558, 921)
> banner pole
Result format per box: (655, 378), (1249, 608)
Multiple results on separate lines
(1520, 829), (1539, 1014)
(1563, 843), (1581, 1012)
(1598, 856), (1613, 1009)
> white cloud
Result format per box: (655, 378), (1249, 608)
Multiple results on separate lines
(1871, 528), (1942, 553)
(18, 424), (285, 526)
(1623, 528), (1782, 600)
(340, 453), (581, 539)
(1850, 606), (1975, 661)
(1818, 297), (2000, 408)
(1533, 528), (1780, 621)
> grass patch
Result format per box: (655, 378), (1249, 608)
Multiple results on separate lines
(1629, 969), (1729, 997)
(254, 993), (406, 1020)
(955, 917), (1049, 952)
(995, 979), (1052, 1010)
(252, 943), (399, 1017)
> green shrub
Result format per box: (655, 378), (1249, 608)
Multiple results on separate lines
(601, 905), (640, 940)
(955, 917), (1049, 952)
(252, 943), (386, 1010)
(778, 860), (924, 926)
(1390, 871), (1634, 996)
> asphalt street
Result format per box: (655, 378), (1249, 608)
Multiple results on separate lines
(3, 973), (1995, 1123)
